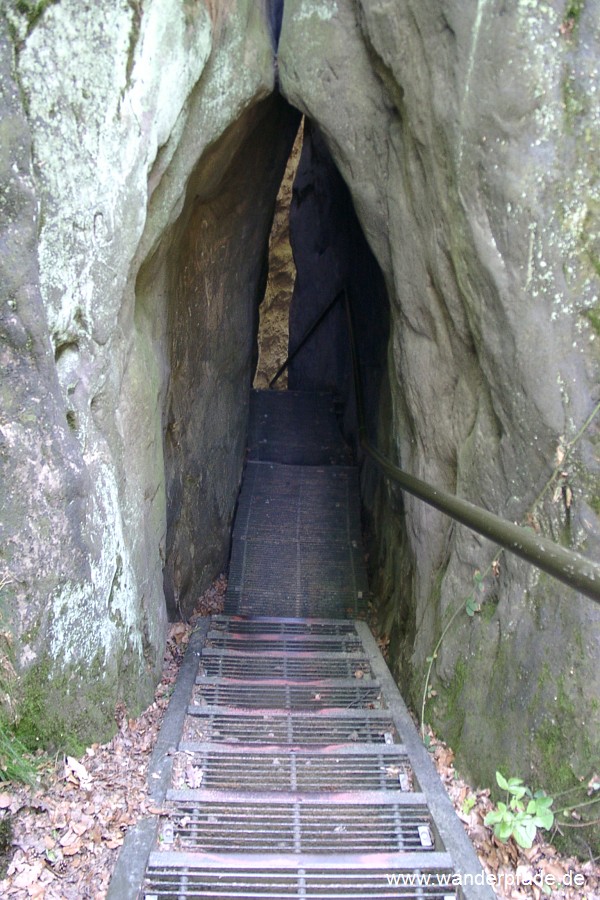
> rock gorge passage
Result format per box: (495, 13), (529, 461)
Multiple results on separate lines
(1, 0), (600, 852)
(109, 389), (493, 899)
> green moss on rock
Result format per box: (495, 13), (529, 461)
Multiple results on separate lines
(11, 647), (152, 756)
(564, 0), (585, 24)
(584, 306), (600, 335)
(434, 656), (468, 752)
(15, 0), (58, 29)
(14, 660), (86, 756)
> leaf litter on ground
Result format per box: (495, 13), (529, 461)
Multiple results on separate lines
(1, 573), (598, 899)
(0, 576), (226, 899)
(425, 727), (600, 900)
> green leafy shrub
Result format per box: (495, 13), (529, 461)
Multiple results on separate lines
(484, 771), (554, 849)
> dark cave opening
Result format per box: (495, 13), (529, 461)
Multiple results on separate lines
(257, 113), (391, 460)
(154, 89), (392, 623)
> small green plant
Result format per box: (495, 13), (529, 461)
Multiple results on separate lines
(564, 0), (585, 23)
(420, 568), (490, 738)
(484, 771), (554, 849)
(462, 795), (476, 816)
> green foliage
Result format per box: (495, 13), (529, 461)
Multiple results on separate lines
(0, 815), (13, 879)
(14, 661), (85, 757)
(0, 720), (39, 786)
(584, 307), (600, 337)
(462, 795), (476, 816)
(15, 0), (56, 25)
(484, 771), (554, 849)
(420, 569), (489, 739)
(465, 570), (485, 617)
(564, 0), (585, 23)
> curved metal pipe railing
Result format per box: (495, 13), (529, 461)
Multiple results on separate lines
(269, 290), (344, 388)
(269, 286), (600, 604)
(342, 291), (600, 604)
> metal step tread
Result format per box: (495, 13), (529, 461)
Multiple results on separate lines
(192, 691), (384, 712)
(192, 678), (384, 711)
(166, 788), (427, 805)
(178, 741), (410, 756)
(183, 709), (397, 746)
(200, 646), (368, 660)
(145, 851), (458, 900)
(147, 849), (455, 869)
(210, 614), (359, 634)
(159, 802), (437, 854)
(205, 632), (364, 652)
(198, 652), (372, 681)
(174, 743), (414, 792)
(187, 704), (393, 721)
(195, 675), (382, 688)
(146, 849), (454, 869)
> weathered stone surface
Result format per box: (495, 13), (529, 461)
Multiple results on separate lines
(2, 0), (600, 851)
(254, 125), (302, 390)
(0, 15), (93, 741)
(279, 0), (600, 842)
(161, 96), (299, 618)
(0, 0), (282, 745)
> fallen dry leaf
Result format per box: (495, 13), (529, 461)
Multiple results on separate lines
(64, 757), (91, 789)
(0, 578), (225, 900)
(2, 575), (598, 900)
(12, 861), (44, 889)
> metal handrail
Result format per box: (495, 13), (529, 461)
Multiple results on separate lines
(269, 290), (344, 388)
(265, 284), (600, 603)
(342, 290), (600, 604)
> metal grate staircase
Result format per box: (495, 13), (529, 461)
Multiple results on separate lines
(109, 390), (495, 899)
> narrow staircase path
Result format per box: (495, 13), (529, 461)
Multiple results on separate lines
(110, 389), (494, 899)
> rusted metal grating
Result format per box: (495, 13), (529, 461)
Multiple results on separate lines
(210, 615), (358, 636)
(145, 851), (458, 899)
(175, 744), (413, 792)
(183, 707), (396, 745)
(205, 633), (363, 654)
(199, 650), (372, 681)
(225, 463), (368, 619)
(193, 678), (384, 710)
(161, 790), (436, 854)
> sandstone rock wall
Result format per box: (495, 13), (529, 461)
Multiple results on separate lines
(254, 123), (302, 389)
(279, 0), (600, 835)
(0, 0), (283, 746)
(2, 0), (600, 846)
(161, 96), (299, 618)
